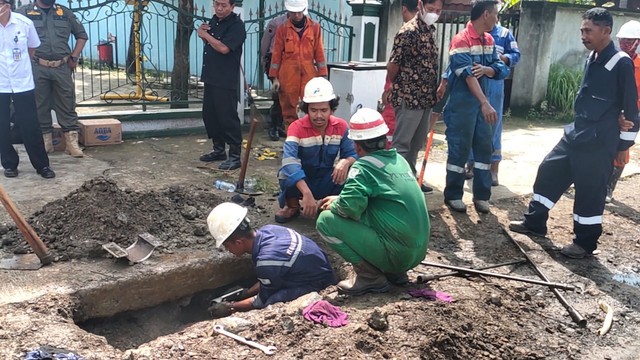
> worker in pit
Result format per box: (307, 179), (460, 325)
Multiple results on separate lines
(275, 77), (357, 223)
(316, 108), (430, 296)
(206, 202), (336, 318)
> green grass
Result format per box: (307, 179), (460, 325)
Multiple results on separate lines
(546, 63), (583, 121)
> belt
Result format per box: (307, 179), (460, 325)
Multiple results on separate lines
(34, 56), (69, 68)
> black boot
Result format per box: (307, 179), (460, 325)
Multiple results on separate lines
(219, 144), (241, 170)
(606, 166), (624, 203)
(268, 127), (279, 141)
(200, 142), (227, 162)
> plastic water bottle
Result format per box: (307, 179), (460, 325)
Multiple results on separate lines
(215, 180), (236, 192)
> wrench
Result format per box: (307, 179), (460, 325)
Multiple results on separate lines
(213, 324), (277, 355)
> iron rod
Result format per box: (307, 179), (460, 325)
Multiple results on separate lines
(419, 261), (575, 291)
(500, 226), (587, 327)
(417, 259), (526, 283)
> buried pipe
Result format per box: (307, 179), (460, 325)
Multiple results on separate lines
(416, 259), (527, 283)
(500, 226), (587, 327)
(419, 261), (576, 291)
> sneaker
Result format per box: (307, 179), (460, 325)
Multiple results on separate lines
(420, 184), (434, 194)
(3, 168), (18, 178)
(445, 199), (467, 213)
(199, 150), (227, 162)
(560, 243), (587, 259)
(508, 221), (546, 237)
(36, 167), (56, 179)
(473, 200), (490, 214)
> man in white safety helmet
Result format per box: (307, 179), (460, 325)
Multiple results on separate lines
(276, 77), (357, 223)
(206, 202), (335, 318)
(316, 108), (430, 296)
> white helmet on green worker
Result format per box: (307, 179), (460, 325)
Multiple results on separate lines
(303, 77), (336, 103)
(285, 0), (307, 13)
(617, 20), (640, 39)
(348, 108), (389, 141)
(207, 202), (249, 248)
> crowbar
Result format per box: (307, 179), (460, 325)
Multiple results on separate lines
(416, 259), (526, 283)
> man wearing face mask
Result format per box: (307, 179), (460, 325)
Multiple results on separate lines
(442, 0), (508, 214)
(269, 0), (327, 127)
(383, 0), (442, 192)
(606, 20), (640, 202)
(0, 0), (56, 179)
(17, 0), (87, 158)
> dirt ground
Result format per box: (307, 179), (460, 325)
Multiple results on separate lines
(1, 121), (640, 359)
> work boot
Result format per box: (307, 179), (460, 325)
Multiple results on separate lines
(218, 145), (241, 170)
(43, 132), (53, 154)
(473, 199), (490, 214)
(64, 131), (84, 158)
(465, 161), (474, 179)
(560, 243), (588, 259)
(338, 261), (392, 296)
(508, 220), (546, 237)
(200, 142), (227, 162)
(385, 272), (409, 286)
(445, 199), (467, 213)
(275, 198), (301, 223)
(490, 161), (500, 186)
(268, 127), (279, 141)
(606, 166), (624, 203)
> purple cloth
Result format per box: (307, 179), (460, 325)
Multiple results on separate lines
(302, 300), (349, 327)
(407, 288), (454, 303)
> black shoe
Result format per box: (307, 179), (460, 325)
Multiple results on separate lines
(508, 221), (546, 237)
(218, 145), (241, 170)
(3, 168), (18, 178)
(268, 128), (279, 141)
(420, 184), (433, 194)
(199, 150), (227, 162)
(277, 126), (287, 138)
(37, 167), (56, 179)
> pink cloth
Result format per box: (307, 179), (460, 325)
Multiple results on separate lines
(407, 288), (454, 303)
(302, 300), (349, 327)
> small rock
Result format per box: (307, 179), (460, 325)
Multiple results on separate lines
(178, 343), (185, 351)
(367, 308), (388, 331)
(281, 316), (295, 334)
(285, 292), (323, 314)
(181, 206), (198, 220)
(193, 225), (207, 237)
(489, 293), (502, 306)
(0, 224), (9, 235)
(214, 316), (252, 333)
(162, 340), (174, 349)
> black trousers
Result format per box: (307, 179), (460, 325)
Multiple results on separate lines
(0, 91), (49, 171)
(523, 136), (612, 252)
(202, 84), (242, 147)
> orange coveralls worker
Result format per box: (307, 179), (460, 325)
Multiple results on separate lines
(269, 16), (328, 125)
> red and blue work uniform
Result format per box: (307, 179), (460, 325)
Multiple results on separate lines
(522, 41), (639, 252)
(252, 225), (336, 308)
(278, 114), (357, 207)
(443, 22), (509, 202)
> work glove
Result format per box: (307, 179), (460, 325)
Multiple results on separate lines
(272, 78), (281, 91)
(208, 302), (232, 319)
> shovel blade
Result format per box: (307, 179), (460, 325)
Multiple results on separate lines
(125, 233), (158, 263)
(0, 254), (43, 270)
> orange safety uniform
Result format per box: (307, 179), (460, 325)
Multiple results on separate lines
(615, 55), (640, 167)
(269, 16), (328, 125)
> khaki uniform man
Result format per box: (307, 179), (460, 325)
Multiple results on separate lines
(17, 0), (87, 157)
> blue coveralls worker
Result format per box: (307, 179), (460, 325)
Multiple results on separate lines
(510, 40), (639, 257)
(442, 20), (509, 212)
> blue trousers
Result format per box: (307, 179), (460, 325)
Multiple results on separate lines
(443, 101), (493, 201)
(469, 79), (504, 163)
(278, 170), (343, 207)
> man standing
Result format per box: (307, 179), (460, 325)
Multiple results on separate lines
(316, 108), (430, 296)
(0, 0), (55, 179)
(383, 0), (443, 193)
(197, 0), (246, 171)
(510, 8), (638, 259)
(206, 202), (335, 318)
(442, 0), (508, 214)
(276, 77), (357, 223)
(269, 0), (327, 127)
(606, 20), (640, 202)
(260, 13), (287, 141)
(17, 0), (86, 158)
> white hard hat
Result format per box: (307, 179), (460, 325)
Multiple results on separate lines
(303, 77), (336, 103)
(207, 202), (248, 248)
(285, 0), (307, 12)
(348, 108), (389, 141)
(617, 20), (640, 39)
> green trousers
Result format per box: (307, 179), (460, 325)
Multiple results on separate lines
(33, 63), (79, 133)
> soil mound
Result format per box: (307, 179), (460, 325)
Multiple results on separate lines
(0, 177), (266, 261)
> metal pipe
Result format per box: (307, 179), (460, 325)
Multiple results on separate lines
(416, 259), (527, 283)
(419, 261), (576, 291)
(501, 226), (587, 327)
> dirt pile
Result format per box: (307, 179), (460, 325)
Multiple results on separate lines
(0, 177), (269, 261)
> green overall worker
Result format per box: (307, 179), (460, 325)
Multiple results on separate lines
(316, 108), (430, 296)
